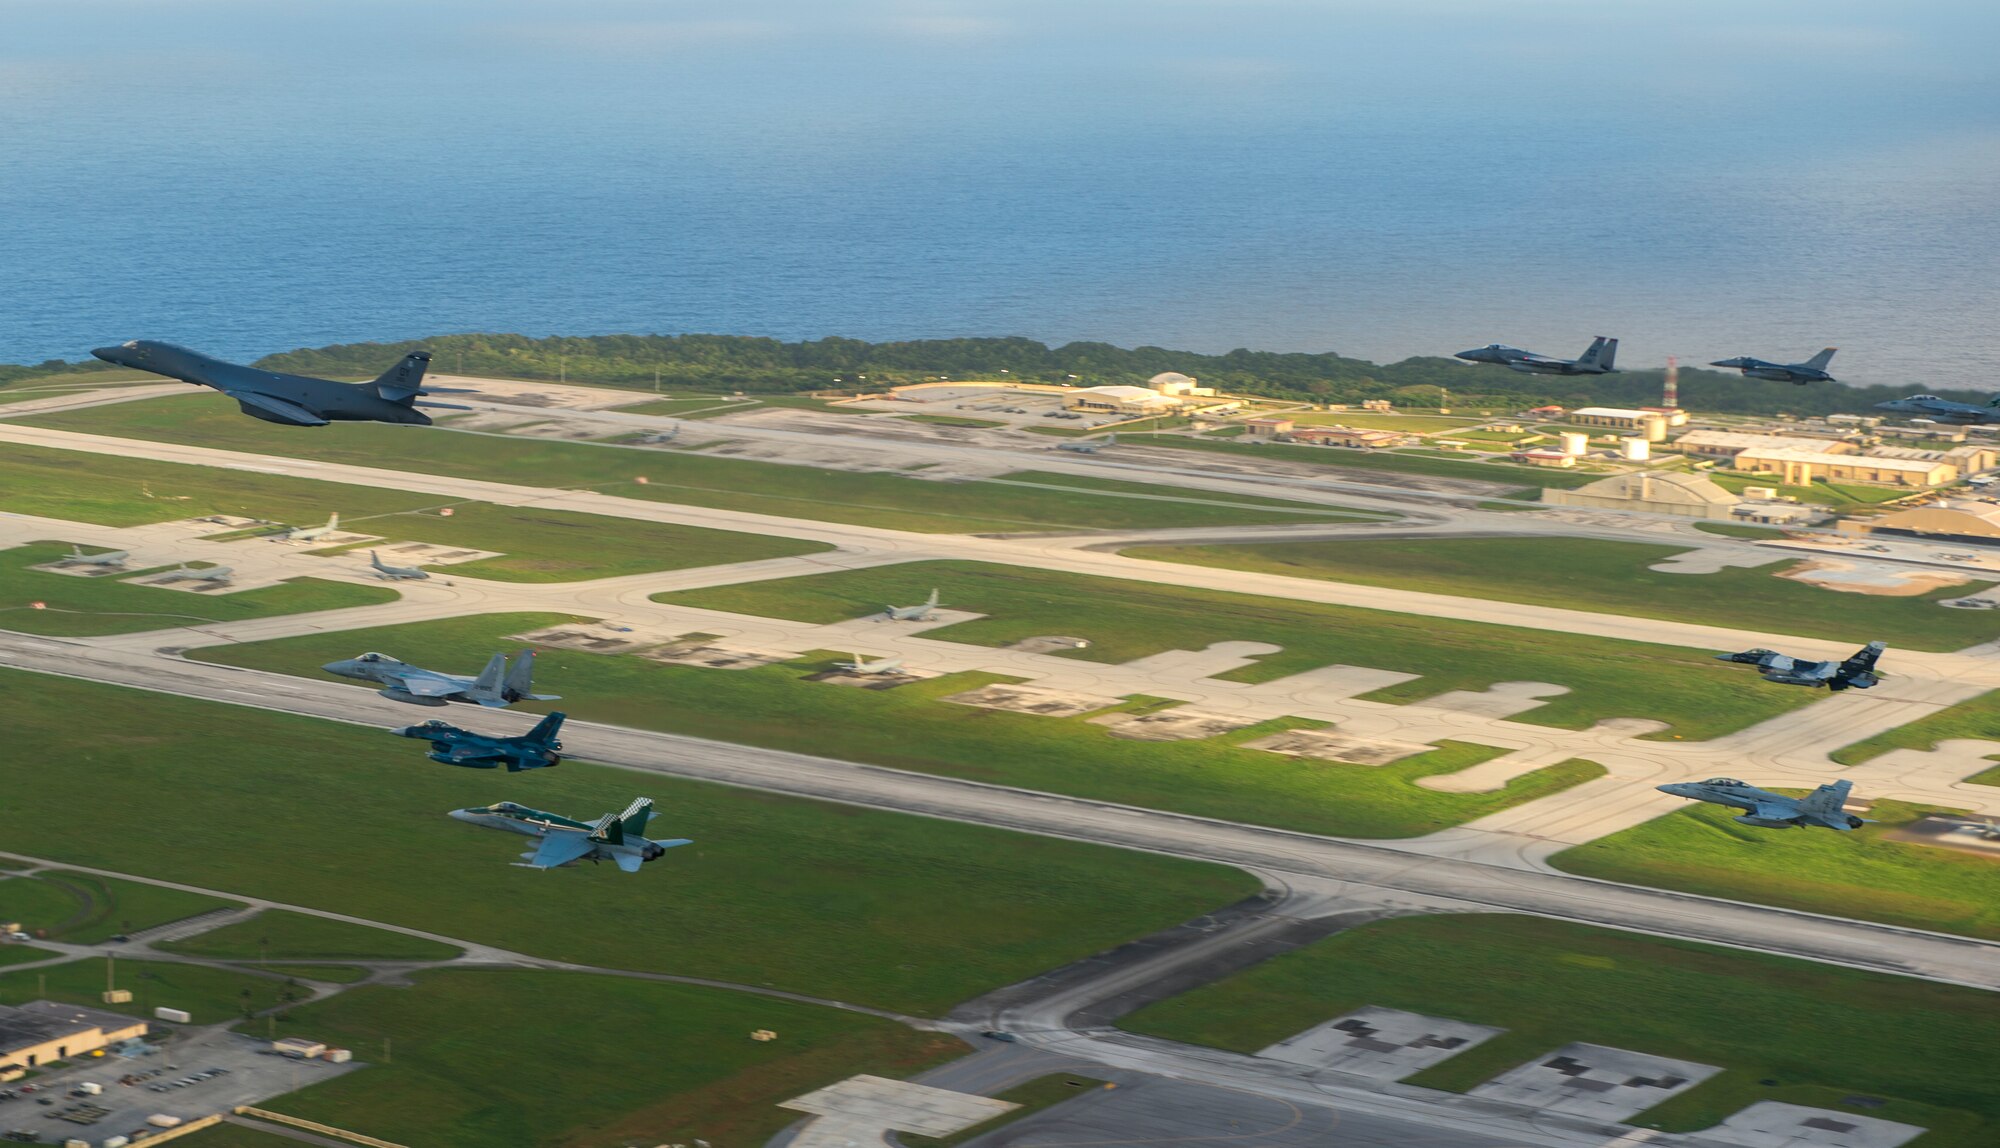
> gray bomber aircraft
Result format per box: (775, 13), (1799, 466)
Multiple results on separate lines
(55, 545), (129, 568)
(1875, 393), (2000, 426)
(394, 711), (566, 771)
(91, 340), (468, 427)
(1709, 348), (1837, 385)
(1657, 777), (1871, 831)
(1715, 641), (1884, 690)
(881, 589), (942, 622)
(449, 796), (691, 871)
(323, 649), (560, 708)
(1455, 337), (1619, 375)
(368, 551), (430, 580)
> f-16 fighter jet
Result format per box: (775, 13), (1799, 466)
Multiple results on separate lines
(1656, 777), (1872, 831)
(368, 551), (430, 580)
(881, 589), (942, 622)
(323, 649), (560, 708)
(449, 796), (690, 871)
(1709, 348), (1836, 385)
(1715, 641), (1884, 690)
(394, 711), (566, 770)
(55, 545), (129, 568)
(1874, 393), (2000, 426)
(90, 341), (468, 427)
(1455, 337), (1619, 375)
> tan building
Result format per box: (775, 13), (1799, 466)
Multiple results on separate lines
(1672, 430), (1858, 460)
(0, 1002), (147, 1077)
(1065, 385), (1182, 416)
(1146, 372), (1215, 398)
(1291, 426), (1415, 448)
(1849, 500), (2000, 543)
(1542, 471), (1741, 519)
(1640, 406), (1690, 428)
(1569, 407), (1668, 441)
(1510, 448), (1576, 468)
(1242, 417), (1294, 437)
(1734, 447), (1955, 488)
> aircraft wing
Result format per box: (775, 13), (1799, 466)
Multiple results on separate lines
(390, 672), (467, 698)
(1748, 801), (1800, 823)
(227, 389), (330, 426)
(522, 831), (596, 869)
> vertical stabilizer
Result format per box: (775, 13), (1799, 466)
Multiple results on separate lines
(925, 588), (939, 608)
(471, 653), (508, 698)
(616, 797), (654, 841)
(1801, 779), (1855, 823)
(503, 649), (539, 701)
(1803, 347), (1837, 371)
(588, 812), (624, 845)
(525, 711), (566, 746)
(371, 352), (433, 404)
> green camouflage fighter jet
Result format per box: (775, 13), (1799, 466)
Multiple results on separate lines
(449, 797), (691, 871)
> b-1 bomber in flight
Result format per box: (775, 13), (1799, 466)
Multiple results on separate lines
(1455, 336), (1619, 375)
(1715, 641), (1884, 691)
(323, 649), (560, 708)
(91, 340), (468, 427)
(449, 796), (690, 871)
(1657, 777), (1872, 831)
(394, 711), (565, 771)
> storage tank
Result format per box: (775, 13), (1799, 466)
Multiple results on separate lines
(152, 1007), (190, 1024)
(1620, 437), (1650, 461)
(1559, 432), (1590, 456)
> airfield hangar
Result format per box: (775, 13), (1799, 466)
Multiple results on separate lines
(0, 1001), (147, 1078)
(1838, 500), (2000, 546)
(1541, 471), (1741, 519)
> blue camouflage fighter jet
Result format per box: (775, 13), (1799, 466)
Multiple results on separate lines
(1657, 778), (1872, 831)
(393, 712), (566, 771)
(1709, 348), (1838, 385)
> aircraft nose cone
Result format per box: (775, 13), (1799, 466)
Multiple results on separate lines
(447, 808), (477, 823)
(322, 659), (357, 675)
(91, 345), (130, 364)
(1657, 783), (1692, 797)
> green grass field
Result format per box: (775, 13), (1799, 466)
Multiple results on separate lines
(1120, 914), (1997, 1146)
(189, 611), (1606, 837)
(0, 543), (397, 636)
(0, 871), (242, 943)
(988, 471), (1387, 519)
(172, 1123), (303, 1147)
(259, 969), (961, 1148)
(1120, 432), (1601, 490)
(158, 910), (462, 963)
(0, 668), (1256, 1016)
(654, 561), (1814, 739)
(1129, 537), (1996, 651)
(17, 394), (1376, 533)
(1282, 411), (1483, 432)
(251, 964), (372, 984)
(0, 946), (56, 969)
(0, 958), (307, 1025)
(0, 443), (827, 581)
(901, 1074), (1110, 1147)
(1691, 521), (1788, 539)
(1551, 798), (2000, 939)
(1832, 689), (2000, 766)
(1707, 471), (1916, 508)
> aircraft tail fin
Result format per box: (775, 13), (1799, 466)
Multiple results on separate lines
(1836, 641), (1886, 688)
(525, 710), (566, 746)
(1800, 779), (1868, 827)
(1804, 347), (1837, 371)
(588, 811), (624, 846)
(925, 588), (939, 608)
(324, 513), (339, 533)
(371, 352), (434, 405)
(471, 653), (508, 698)
(616, 797), (654, 841)
(503, 649), (549, 701)
(1105, 432), (1116, 445)
(1577, 336), (1617, 372)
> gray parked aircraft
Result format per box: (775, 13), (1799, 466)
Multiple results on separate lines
(153, 563), (233, 585)
(369, 551), (430, 580)
(1710, 348), (1837, 385)
(1874, 394), (2000, 425)
(1058, 433), (1117, 454)
(881, 589), (942, 622)
(1455, 337), (1619, 375)
(54, 545), (129, 568)
(836, 653), (907, 675)
(1715, 641), (1884, 690)
(1656, 777), (1871, 831)
(323, 649), (559, 708)
(91, 340), (468, 427)
(278, 513), (341, 543)
(449, 796), (690, 871)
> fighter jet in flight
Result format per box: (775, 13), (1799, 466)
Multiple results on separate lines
(90, 341), (468, 427)
(277, 513), (341, 543)
(1455, 337), (1619, 375)
(323, 649), (560, 708)
(54, 545), (128, 568)
(153, 563), (233, 585)
(1874, 394), (2000, 426)
(368, 551), (430, 580)
(880, 589), (942, 622)
(449, 797), (690, 871)
(836, 652), (907, 675)
(1656, 777), (1872, 831)
(1715, 641), (1884, 690)
(1709, 348), (1837, 385)
(394, 712), (566, 771)
(1058, 433), (1117, 454)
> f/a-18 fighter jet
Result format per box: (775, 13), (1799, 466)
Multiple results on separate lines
(881, 589), (943, 622)
(1715, 641), (1884, 690)
(90, 341), (468, 427)
(323, 649), (560, 708)
(1656, 777), (1872, 831)
(1455, 337), (1619, 375)
(1875, 393), (2000, 426)
(449, 797), (690, 871)
(368, 551), (430, 580)
(55, 545), (129, 568)
(394, 711), (566, 770)
(1709, 348), (1837, 385)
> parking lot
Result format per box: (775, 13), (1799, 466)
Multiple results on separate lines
(0, 1027), (359, 1144)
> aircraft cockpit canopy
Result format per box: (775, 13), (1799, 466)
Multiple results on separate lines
(357, 652), (388, 662)
(1700, 777), (1750, 787)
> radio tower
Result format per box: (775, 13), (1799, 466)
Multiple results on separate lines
(1663, 356), (1680, 409)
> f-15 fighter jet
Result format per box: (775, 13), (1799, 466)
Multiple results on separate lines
(90, 340), (468, 427)
(1715, 641), (1884, 690)
(1709, 348), (1837, 385)
(449, 797), (691, 871)
(394, 712), (566, 771)
(323, 649), (560, 708)
(1657, 777), (1872, 831)
(1874, 393), (2000, 426)
(1455, 337), (1619, 375)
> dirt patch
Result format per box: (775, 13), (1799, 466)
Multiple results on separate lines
(941, 682), (1122, 718)
(512, 625), (666, 656)
(1244, 728), (1433, 766)
(1089, 708), (1257, 741)
(1777, 559), (1972, 596)
(807, 669), (933, 689)
(641, 643), (790, 670)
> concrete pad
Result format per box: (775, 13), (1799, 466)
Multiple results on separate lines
(512, 624), (667, 656)
(1777, 559), (1971, 597)
(1256, 663), (1423, 703)
(29, 562), (129, 578)
(1003, 634), (1094, 654)
(364, 541), (504, 568)
(1694, 1102), (1925, 1148)
(640, 643), (790, 670)
(810, 669), (935, 689)
(1244, 728), (1432, 766)
(780, 1074), (1015, 1138)
(1870, 739), (2000, 784)
(279, 529), (379, 547)
(1118, 641), (1283, 682)
(1258, 1006), (1503, 1079)
(1649, 549), (1787, 574)
(1090, 708), (1258, 741)
(941, 682), (1123, 718)
(1470, 1043), (1721, 1120)
(1419, 681), (1569, 719)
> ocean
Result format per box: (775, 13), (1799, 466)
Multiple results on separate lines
(3, 1), (1996, 388)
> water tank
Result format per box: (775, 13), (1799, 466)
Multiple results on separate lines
(1621, 438), (1650, 461)
(1560, 432), (1590, 456)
